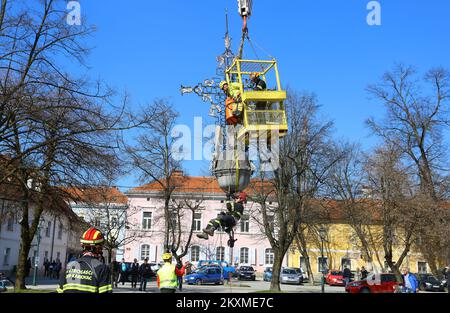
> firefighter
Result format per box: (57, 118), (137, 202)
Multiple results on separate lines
(157, 252), (185, 293)
(197, 192), (247, 240)
(250, 72), (266, 91)
(250, 72), (268, 111)
(57, 227), (112, 293)
(220, 81), (243, 126)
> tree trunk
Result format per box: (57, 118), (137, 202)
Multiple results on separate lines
(15, 240), (30, 289)
(15, 201), (30, 290)
(270, 248), (284, 291)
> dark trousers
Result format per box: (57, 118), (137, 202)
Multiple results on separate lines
(160, 288), (176, 293)
(209, 214), (236, 231)
(178, 276), (183, 291)
(131, 275), (138, 288)
(120, 272), (127, 285)
(139, 277), (147, 291)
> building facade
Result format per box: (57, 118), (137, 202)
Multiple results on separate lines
(123, 174), (282, 272)
(0, 199), (80, 275)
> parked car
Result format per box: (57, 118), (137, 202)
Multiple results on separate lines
(185, 266), (224, 285)
(325, 271), (345, 286)
(345, 273), (400, 293)
(0, 280), (8, 292)
(294, 268), (308, 282)
(417, 274), (445, 292)
(280, 267), (303, 285)
(263, 267), (273, 282)
(237, 266), (256, 281)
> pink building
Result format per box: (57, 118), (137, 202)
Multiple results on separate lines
(123, 173), (285, 272)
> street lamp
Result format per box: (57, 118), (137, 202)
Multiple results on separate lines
(318, 226), (327, 294)
(32, 218), (45, 286)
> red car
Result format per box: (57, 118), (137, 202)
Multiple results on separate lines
(345, 273), (400, 293)
(325, 271), (345, 286)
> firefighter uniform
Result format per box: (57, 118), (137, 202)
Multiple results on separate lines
(57, 255), (112, 293)
(157, 253), (185, 293)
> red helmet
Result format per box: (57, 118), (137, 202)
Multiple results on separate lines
(80, 227), (105, 246)
(234, 192), (247, 202)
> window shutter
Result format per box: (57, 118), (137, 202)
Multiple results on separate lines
(225, 247), (230, 263)
(250, 248), (256, 265)
(259, 248), (265, 265)
(149, 244), (156, 262)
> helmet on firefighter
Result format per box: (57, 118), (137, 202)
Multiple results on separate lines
(250, 72), (260, 80)
(80, 227), (105, 246)
(234, 192), (247, 203)
(162, 252), (172, 261)
(219, 81), (228, 90)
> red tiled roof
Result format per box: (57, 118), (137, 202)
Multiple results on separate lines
(64, 187), (128, 204)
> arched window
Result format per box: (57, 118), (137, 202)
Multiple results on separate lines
(216, 246), (225, 261)
(191, 246), (200, 262)
(140, 244), (150, 261)
(240, 247), (249, 264)
(265, 248), (274, 265)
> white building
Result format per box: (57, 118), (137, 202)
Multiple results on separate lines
(66, 187), (129, 262)
(0, 198), (82, 276)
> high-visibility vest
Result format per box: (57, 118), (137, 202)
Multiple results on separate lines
(158, 263), (178, 289)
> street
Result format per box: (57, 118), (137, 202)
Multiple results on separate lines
(22, 278), (446, 293)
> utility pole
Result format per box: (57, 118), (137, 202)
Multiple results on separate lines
(32, 224), (42, 286)
(50, 215), (56, 261)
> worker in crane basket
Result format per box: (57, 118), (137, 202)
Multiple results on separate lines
(197, 192), (247, 240)
(220, 81), (243, 126)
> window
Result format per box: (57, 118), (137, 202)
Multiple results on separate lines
(170, 211), (178, 229)
(417, 262), (428, 274)
(341, 258), (351, 270)
(56, 252), (61, 261)
(193, 213), (202, 232)
(240, 247), (249, 264)
(191, 246), (200, 262)
(142, 212), (152, 230)
(7, 216), (14, 231)
(57, 223), (63, 240)
(111, 217), (118, 228)
(3, 248), (11, 266)
(267, 215), (275, 233)
(240, 216), (249, 233)
(216, 246), (225, 261)
(318, 257), (328, 273)
(44, 251), (49, 261)
(140, 244), (150, 261)
(265, 248), (274, 265)
(45, 221), (51, 237)
(300, 257), (308, 273)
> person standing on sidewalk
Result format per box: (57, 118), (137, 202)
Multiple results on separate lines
(139, 258), (152, 291)
(130, 258), (140, 289)
(361, 266), (368, 280)
(56, 227), (112, 293)
(157, 253), (185, 293)
(401, 267), (419, 293)
(343, 266), (352, 286)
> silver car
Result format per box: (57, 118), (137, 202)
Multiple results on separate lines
(280, 267), (303, 285)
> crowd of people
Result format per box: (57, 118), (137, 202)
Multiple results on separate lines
(43, 259), (63, 279)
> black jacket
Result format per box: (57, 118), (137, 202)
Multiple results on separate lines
(139, 263), (153, 279)
(131, 263), (140, 276)
(57, 255), (112, 293)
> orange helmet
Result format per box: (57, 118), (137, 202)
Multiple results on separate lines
(250, 72), (260, 80)
(80, 227), (105, 246)
(234, 192), (247, 202)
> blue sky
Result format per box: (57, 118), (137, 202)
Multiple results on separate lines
(72, 0), (450, 189)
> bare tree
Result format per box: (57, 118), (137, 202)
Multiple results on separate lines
(125, 99), (183, 253)
(364, 145), (421, 280)
(367, 64), (450, 274)
(325, 143), (384, 271)
(250, 91), (338, 291)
